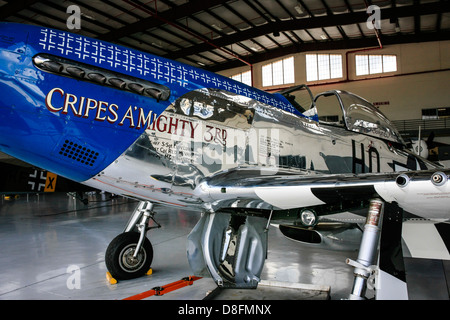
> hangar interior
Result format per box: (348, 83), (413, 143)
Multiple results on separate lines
(0, 0), (449, 301)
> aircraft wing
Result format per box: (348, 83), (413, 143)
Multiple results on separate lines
(195, 168), (450, 221)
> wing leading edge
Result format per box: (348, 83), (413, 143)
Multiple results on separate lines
(195, 168), (450, 221)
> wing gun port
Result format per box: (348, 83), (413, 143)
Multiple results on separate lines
(431, 171), (448, 186)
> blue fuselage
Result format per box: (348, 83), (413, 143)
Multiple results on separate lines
(0, 22), (299, 182)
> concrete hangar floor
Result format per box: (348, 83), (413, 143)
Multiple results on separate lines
(0, 192), (352, 300)
(0, 191), (445, 301)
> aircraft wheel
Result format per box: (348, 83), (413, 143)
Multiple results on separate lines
(105, 232), (153, 280)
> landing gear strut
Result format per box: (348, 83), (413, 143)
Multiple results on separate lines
(105, 201), (160, 280)
(347, 198), (384, 300)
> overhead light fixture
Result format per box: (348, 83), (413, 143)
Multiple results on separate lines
(250, 46), (259, 52)
(151, 42), (163, 49)
(197, 62), (205, 66)
(294, 5), (304, 14)
(211, 24), (223, 31)
(81, 12), (95, 21)
(320, 34), (327, 40)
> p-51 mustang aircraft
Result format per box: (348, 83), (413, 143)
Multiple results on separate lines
(0, 22), (448, 299)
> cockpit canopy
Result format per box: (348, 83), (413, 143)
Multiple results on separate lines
(278, 85), (405, 146)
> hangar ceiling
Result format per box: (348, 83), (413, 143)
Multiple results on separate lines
(0, 0), (449, 72)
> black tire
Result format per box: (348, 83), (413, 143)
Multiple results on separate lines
(105, 232), (153, 280)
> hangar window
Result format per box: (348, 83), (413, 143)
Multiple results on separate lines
(262, 56), (295, 87)
(355, 54), (397, 76)
(306, 54), (343, 82)
(422, 107), (450, 119)
(231, 70), (252, 86)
